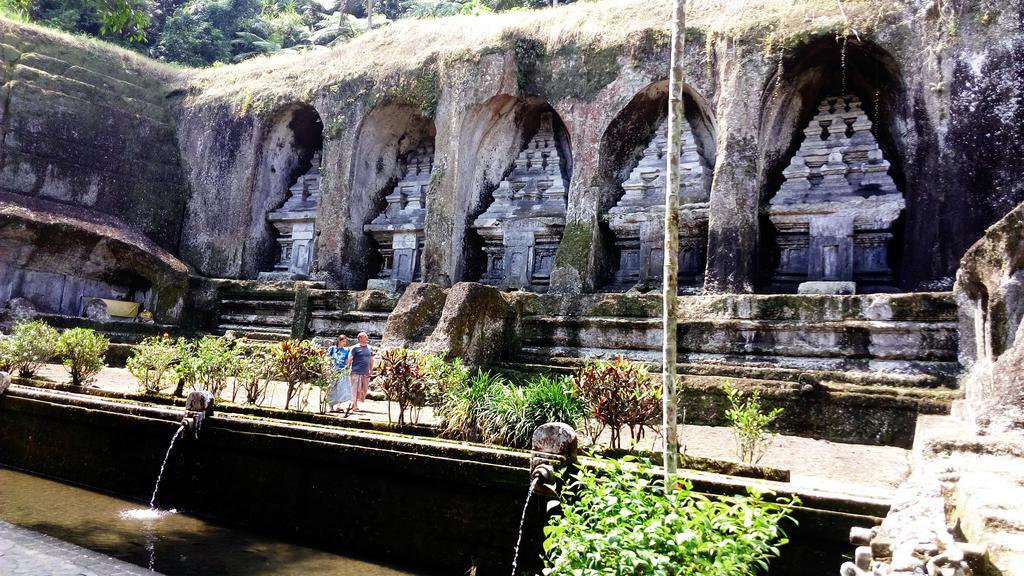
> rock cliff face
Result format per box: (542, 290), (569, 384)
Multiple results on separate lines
(0, 21), (189, 251)
(1, 1), (1023, 297)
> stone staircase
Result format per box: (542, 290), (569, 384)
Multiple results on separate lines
(215, 287), (296, 341)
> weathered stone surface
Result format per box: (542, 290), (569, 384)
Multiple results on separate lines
(0, 197), (190, 323)
(381, 282), (447, 348)
(472, 112), (569, 292)
(0, 371), (9, 396)
(365, 146), (435, 285)
(605, 116), (711, 292)
(261, 152), (323, 279)
(423, 282), (513, 366)
(0, 297), (37, 330)
(768, 96), (904, 293)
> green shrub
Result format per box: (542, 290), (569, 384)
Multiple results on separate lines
(127, 336), (179, 394)
(435, 369), (503, 441)
(544, 456), (795, 576)
(377, 348), (428, 424)
(193, 336), (239, 398)
(524, 374), (584, 431)
(0, 335), (14, 373)
(421, 353), (469, 405)
(8, 320), (58, 378)
(478, 381), (530, 447)
(232, 345), (275, 405)
(724, 385), (784, 466)
(273, 339), (323, 410)
(54, 328), (108, 386)
(573, 357), (660, 449)
(171, 338), (201, 397)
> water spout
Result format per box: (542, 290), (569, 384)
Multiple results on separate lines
(182, 390), (215, 439)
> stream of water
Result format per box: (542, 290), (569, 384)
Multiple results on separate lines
(509, 476), (539, 576)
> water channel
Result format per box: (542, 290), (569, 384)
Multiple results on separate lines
(0, 466), (418, 576)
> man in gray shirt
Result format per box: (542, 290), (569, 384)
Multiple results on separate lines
(346, 331), (373, 414)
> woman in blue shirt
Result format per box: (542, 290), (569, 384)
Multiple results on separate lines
(326, 335), (351, 413)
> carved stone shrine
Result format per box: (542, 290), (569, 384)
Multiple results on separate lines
(472, 113), (568, 291)
(365, 145), (435, 290)
(605, 117), (712, 292)
(260, 152), (322, 280)
(767, 95), (904, 294)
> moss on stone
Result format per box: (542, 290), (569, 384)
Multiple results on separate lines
(554, 221), (593, 275)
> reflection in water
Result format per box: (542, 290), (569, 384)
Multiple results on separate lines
(0, 467), (418, 576)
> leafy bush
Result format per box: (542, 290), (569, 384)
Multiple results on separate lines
(232, 345), (274, 405)
(273, 339), (323, 410)
(421, 353), (469, 405)
(0, 335), (14, 373)
(544, 456), (795, 576)
(478, 374), (582, 449)
(192, 336), (239, 398)
(524, 373), (584, 431)
(435, 369), (503, 441)
(573, 357), (660, 449)
(127, 336), (179, 394)
(377, 348), (428, 424)
(724, 385), (784, 466)
(171, 338), (201, 397)
(478, 381), (529, 447)
(306, 350), (340, 414)
(8, 320), (58, 378)
(54, 328), (108, 386)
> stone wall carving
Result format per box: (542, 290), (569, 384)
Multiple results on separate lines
(472, 113), (569, 292)
(260, 152), (322, 280)
(768, 95), (905, 294)
(364, 145), (434, 289)
(605, 117), (712, 292)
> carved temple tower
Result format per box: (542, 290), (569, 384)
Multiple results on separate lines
(605, 117), (712, 292)
(472, 113), (569, 291)
(364, 145), (435, 290)
(767, 95), (904, 294)
(261, 152), (322, 280)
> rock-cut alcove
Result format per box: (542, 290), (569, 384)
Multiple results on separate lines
(348, 103), (436, 290)
(595, 80), (717, 293)
(460, 95), (573, 291)
(757, 37), (907, 294)
(248, 104), (324, 279)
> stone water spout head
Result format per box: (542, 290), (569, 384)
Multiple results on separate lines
(0, 371), (10, 396)
(530, 423), (578, 498)
(182, 390), (215, 438)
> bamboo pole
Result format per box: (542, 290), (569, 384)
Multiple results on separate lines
(662, 0), (686, 489)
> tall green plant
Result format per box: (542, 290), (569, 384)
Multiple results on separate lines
(478, 381), (529, 447)
(524, 373), (583, 430)
(0, 335), (15, 373)
(127, 336), (179, 394)
(54, 328), (108, 386)
(8, 320), (58, 378)
(435, 369), (503, 441)
(193, 336), (239, 398)
(544, 455), (795, 576)
(724, 385), (783, 466)
(171, 338), (200, 397)
(233, 345), (274, 405)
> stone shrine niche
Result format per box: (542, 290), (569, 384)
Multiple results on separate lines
(604, 117), (713, 292)
(472, 112), (569, 292)
(259, 151), (322, 280)
(364, 145), (435, 290)
(767, 95), (904, 294)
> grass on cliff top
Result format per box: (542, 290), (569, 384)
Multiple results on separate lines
(189, 0), (900, 108)
(0, 15), (183, 84)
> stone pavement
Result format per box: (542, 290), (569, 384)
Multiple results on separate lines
(0, 520), (159, 576)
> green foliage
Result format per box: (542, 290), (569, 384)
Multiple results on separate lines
(421, 352), (468, 405)
(434, 368), (502, 441)
(724, 385), (783, 466)
(171, 337), (201, 396)
(524, 373), (583, 431)
(273, 339), (323, 410)
(232, 344), (274, 405)
(8, 320), (58, 378)
(573, 357), (660, 449)
(478, 373), (582, 448)
(54, 328), (108, 386)
(127, 335), (179, 394)
(543, 456), (795, 576)
(377, 348), (428, 424)
(192, 335), (239, 398)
